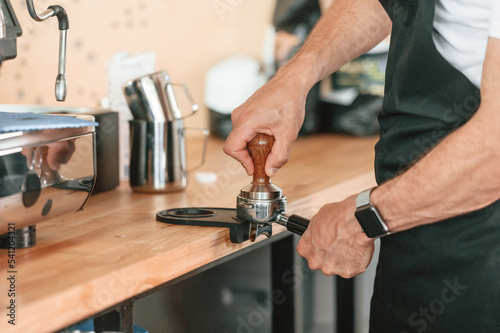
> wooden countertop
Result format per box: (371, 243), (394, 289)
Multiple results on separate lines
(0, 134), (378, 333)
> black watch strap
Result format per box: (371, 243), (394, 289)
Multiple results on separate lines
(355, 188), (390, 238)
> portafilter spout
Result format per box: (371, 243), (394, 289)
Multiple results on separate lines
(26, 0), (69, 101)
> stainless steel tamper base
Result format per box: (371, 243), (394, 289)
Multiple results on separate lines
(239, 183), (282, 200)
(236, 183), (287, 242)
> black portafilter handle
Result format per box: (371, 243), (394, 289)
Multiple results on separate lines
(276, 213), (310, 236)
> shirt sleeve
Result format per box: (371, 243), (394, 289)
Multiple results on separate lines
(490, 0), (500, 38)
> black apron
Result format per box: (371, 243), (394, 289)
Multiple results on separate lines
(371, 0), (500, 332)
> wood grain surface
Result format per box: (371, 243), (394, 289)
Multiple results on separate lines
(247, 133), (274, 185)
(0, 134), (378, 333)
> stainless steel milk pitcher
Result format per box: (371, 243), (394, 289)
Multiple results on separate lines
(123, 71), (198, 122)
(129, 120), (208, 193)
(124, 71), (208, 193)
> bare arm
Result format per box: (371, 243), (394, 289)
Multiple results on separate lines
(372, 37), (500, 232)
(296, 38), (500, 279)
(223, 0), (391, 176)
(288, 0), (392, 88)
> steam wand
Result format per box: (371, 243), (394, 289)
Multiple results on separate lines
(26, 0), (69, 101)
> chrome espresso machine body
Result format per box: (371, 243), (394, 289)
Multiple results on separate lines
(0, 113), (97, 248)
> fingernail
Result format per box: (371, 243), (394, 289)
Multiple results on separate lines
(269, 168), (278, 177)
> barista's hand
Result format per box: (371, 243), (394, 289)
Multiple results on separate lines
(21, 140), (76, 171)
(297, 195), (375, 278)
(42, 140), (76, 170)
(223, 75), (307, 177)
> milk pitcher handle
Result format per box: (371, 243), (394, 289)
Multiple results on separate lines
(184, 127), (209, 171)
(166, 83), (199, 119)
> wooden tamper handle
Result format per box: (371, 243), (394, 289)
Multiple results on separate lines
(247, 133), (274, 185)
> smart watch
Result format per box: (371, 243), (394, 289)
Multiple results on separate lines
(355, 187), (390, 238)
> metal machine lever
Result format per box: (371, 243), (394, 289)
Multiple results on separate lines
(26, 0), (69, 101)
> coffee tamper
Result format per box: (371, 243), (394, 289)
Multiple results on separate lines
(236, 133), (310, 241)
(157, 133), (310, 243)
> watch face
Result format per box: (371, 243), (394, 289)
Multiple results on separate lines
(355, 206), (388, 238)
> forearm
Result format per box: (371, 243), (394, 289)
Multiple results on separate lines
(372, 109), (500, 232)
(223, 0), (391, 176)
(372, 37), (500, 232)
(274, 0), (392, 91)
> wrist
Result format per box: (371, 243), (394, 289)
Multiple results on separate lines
(370, 185), (406, 233)
(344, 195), (375, 246)
(273, 52), (324, 93)
(354, 187), (391, 238)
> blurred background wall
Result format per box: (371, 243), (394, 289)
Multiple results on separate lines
(0, 0), (279, 129)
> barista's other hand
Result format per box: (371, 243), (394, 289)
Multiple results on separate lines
(223, 75), (307, 177)
(42, 140), (76, 170)
(21, 140), (76, 171)
(297, 195), (375, 278)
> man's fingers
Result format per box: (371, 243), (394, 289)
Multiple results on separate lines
(230, 149), (253, 176)
(265, 135), (292, 177)
(223, 130), (255, 175)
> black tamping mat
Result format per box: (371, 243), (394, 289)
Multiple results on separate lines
(156, 207), (250, 243)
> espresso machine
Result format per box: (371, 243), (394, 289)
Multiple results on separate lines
(0, 0), (98, 250)
(0, 113), (97, 248)
(157, 133), (310, 243)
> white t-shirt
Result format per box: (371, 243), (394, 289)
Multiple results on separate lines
(433, 0), (500, 87)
